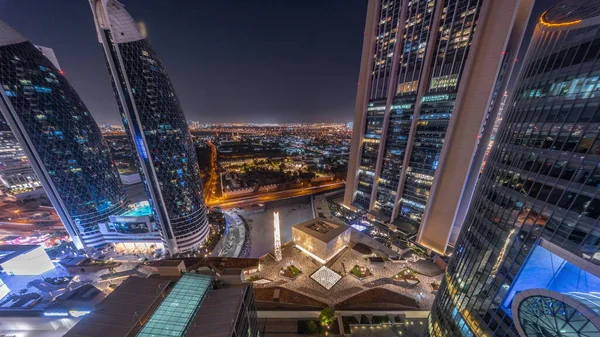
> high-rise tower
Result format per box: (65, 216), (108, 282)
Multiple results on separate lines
(344, 0), (534, 254)
(89, 0), (209, 254)
(0, 21), (127, 249)
(429, 1), (600, 336)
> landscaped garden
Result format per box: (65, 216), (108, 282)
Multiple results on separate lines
(392, 267), (421, 285)
(349, 265), (372, 279)
(245, 275), (272, 284)
(280, 264), (302, 279)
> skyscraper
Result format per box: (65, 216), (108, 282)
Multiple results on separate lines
(344, 0), (534, 254)
(0, 129), (41, 194)
(0, 21), (127, 249)
(428, 2), (600, 336)
(35, 45), (61, 70)
(89, 0), (209, 254)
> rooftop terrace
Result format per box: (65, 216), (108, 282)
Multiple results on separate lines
(121, 202), (153, 217)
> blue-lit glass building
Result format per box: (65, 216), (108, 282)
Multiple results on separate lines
(89, 0), (209, 254)
(428, 1), (600, 336)
(0, 21), (127, 249)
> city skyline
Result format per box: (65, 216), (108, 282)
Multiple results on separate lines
(0, 1), (555, 126)
(0, 1), (599, 337)
(0, 0), (368, 125)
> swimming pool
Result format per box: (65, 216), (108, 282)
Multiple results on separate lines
(121, 203), (153, 217)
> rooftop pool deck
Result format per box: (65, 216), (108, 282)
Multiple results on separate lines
(121, 204), (153, 217)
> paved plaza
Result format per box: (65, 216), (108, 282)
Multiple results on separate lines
(240, 203), (314, 258)
(250, 229), (443, 309)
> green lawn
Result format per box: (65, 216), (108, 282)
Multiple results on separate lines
(281, 265), (302, 278)
(288, 265), (301, 276)
(392, 267), (420, 285)
(349, 265), (372, 278)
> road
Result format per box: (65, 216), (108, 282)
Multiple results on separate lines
(211, 211), (245, 257)
(206, 182), (344, 208)
(203, 140), (219, 204)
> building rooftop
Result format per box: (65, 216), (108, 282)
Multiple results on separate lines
(59, 256), (88, 266)
(0, 245), (39, 264)
(391, 218), (419, 236)
(137, 273), (213, 337)
(65, 272), (251, 337)
(186, 286), (247, 337)
(542, 0), (600, 25)
(292, 218), (349, 243)
(64, 276), (171, 337)
(44, 284), (106, 314)
(156, 259), (185, 267)
(180, 257), (260, 272)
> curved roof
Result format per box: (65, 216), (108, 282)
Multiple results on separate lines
(90, 0), (145, 44)
(567, 292), (600, 315)
(541, 0), (600, 26)
(512, 289), (600, 337)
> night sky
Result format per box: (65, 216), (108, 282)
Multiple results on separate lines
(2, 0), (554, 126)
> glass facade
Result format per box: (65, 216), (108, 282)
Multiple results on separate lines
(137, 273), (212, 337)
(428, 2), (600, 336)
(357, 101), (385, 207)
(348, 0), (491, 237)
(374, 0), (437, 215)
(232, 285), (259, 337)
(515, 292), (600, 337)
(370, 0), (403, 100)
(90, 0), (209, 254)
(0, 21), (126, 249)
(398, 0), (482, 226)
(0, 130), (41, 193)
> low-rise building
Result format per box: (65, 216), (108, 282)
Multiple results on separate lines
(0, 245), (54, 275)
(292, 218), (351, 264)
(64, 273), (259, 337)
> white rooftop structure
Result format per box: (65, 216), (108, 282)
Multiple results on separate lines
(310, 266), (342, 290)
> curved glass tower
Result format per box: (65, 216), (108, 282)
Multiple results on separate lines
(89, 0), (209, 254)
(0, 21), (127, 249)
(429, 1), (600, 337)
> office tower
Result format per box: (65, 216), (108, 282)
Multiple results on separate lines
(90, 0), (209, 254)
(344, 0), (533, 254)
(0, 21), (127, 249)
(0, 129), (41, 193)
(428, 2), (600, 337)
(35, 45), (61, 70)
